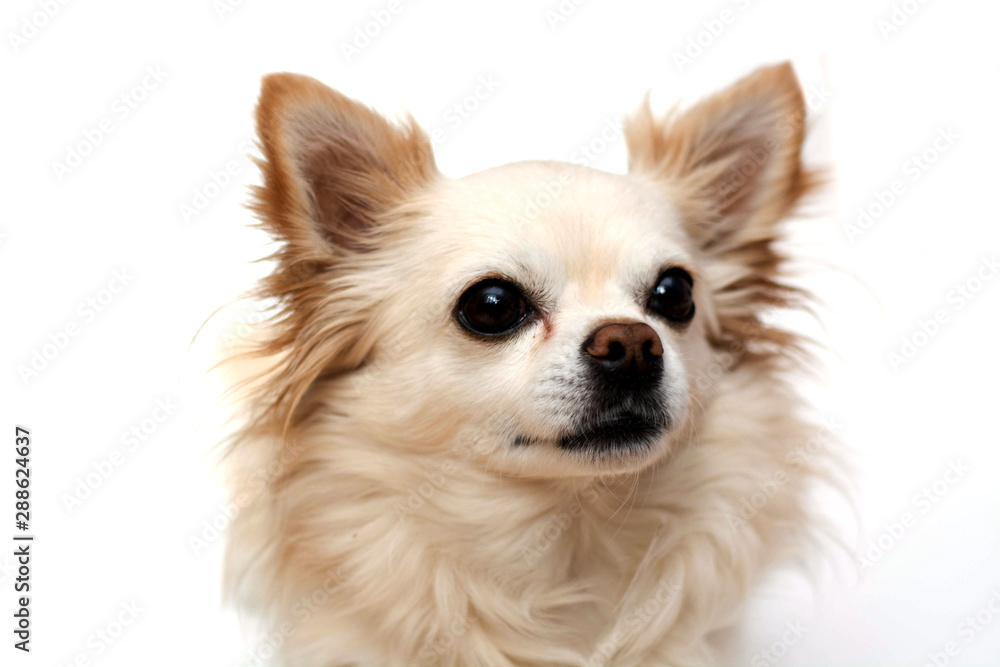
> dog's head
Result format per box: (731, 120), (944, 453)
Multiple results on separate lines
(248, 64), (814, 478)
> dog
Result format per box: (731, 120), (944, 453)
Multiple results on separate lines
(220, 61), (831, 666)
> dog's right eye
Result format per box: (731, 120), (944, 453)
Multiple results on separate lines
(456, 279), (532, 337)
(648, 267), (695, 324)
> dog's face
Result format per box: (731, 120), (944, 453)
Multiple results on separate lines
(365, 165), (707, 476)
(251, 64), (812, 478)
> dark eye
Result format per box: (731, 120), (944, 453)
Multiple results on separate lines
(648, 268), (695, 323)
(456, 279), (532, 336)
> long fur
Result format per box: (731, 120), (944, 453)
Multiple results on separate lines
(219, 63), (833, 666)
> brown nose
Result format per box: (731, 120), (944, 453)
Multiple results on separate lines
(584, 321), (663, 380)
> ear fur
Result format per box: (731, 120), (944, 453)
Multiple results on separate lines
(626, 62), (815, 249)
(625, 62), (821, 363)
(238, 74), (438, 431)
(252, 72), (438, 263)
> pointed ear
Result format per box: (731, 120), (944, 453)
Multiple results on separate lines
(252, 73), (437, 263)
(625, 62), (816, 252)
(240, 75), (437, 432)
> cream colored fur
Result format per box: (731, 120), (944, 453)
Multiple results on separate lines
(220, 62), (831, 666)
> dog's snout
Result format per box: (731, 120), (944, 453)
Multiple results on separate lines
(584, 321), (663, 382)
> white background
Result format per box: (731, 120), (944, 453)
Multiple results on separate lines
(3, 0), (999, 665)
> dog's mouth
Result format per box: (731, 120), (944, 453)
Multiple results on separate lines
(558, 413), (667, 453)
(514, 411), (668, 454)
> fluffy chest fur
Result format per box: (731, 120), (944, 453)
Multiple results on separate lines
(226, 364), (824, 666)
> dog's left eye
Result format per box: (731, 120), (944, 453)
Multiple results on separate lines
(456, 279), (532, 336)
(648, 268), (695, 323)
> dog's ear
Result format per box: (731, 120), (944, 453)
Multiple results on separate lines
(240, 75), (437, 431)
(252, 73), (437, 264)
(625, 62), (814, 253)
(626, 62), (820, 361)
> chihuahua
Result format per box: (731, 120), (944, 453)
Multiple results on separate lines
(221, 62), (829, 666)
